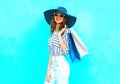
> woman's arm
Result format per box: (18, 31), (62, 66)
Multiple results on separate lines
(47, 55), (52, 71)
(45, 55), (52, 83)
(58, 28), (67, 51)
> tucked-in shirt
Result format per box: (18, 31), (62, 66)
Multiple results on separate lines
(48, 29), (69, 56)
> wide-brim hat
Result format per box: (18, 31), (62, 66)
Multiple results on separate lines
(44, 7), (77, 28)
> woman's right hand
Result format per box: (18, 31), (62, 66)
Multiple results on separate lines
(46, 69), (51, 83)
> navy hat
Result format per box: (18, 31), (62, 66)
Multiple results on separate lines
(44, 7), (77, 28)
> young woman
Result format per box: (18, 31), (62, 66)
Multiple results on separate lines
(44, 7), (76, 84)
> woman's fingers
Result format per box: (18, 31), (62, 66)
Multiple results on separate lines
(46, 75), (50, 83)
(46, 71), (51, 83)
(61, 28), (66, 32)
(59, 28), (66, 36)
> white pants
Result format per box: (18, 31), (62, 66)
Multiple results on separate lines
(44, 56), (70, 84)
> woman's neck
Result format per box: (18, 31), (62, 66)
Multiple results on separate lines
(55, 24), (60, 31)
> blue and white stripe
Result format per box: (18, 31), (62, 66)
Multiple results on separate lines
(48, 29), (69, 56)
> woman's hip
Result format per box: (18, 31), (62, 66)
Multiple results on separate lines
(51, 55), (70, 75)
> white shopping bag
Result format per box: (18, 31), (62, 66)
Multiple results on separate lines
(70, 28), (89, 58)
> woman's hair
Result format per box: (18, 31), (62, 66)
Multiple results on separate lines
(50, 13), (67, 34)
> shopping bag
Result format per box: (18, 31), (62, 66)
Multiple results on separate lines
(70, 28), (88, 58)
(68, 31), (81, 62)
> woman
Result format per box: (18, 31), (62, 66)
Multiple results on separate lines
(44, 7), (76, 84)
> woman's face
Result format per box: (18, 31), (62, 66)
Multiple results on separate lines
(54, 11), (65, 24)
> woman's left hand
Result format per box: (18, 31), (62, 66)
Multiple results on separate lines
(58, 28), (67, 51)
(58, 28), (66, 37)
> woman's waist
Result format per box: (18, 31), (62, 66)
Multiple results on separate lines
(51, 55), (66, 62)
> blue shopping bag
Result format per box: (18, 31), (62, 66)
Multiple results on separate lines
(68, 32), (81, 63)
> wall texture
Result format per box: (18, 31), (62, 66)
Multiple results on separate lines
(0, 0), (120, 84)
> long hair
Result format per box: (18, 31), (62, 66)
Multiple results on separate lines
(50, 15), (67, 34)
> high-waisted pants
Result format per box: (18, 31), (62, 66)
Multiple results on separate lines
(44, 55), (70, 84)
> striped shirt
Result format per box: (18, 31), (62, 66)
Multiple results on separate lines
(48, 29), (69, 56)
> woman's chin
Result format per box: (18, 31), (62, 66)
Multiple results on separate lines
(56, 21), (62, 24)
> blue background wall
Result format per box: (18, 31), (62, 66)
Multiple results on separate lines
(0, 0), (120, 84)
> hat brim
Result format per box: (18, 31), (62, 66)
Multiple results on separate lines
(44, 9), (76, 28)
